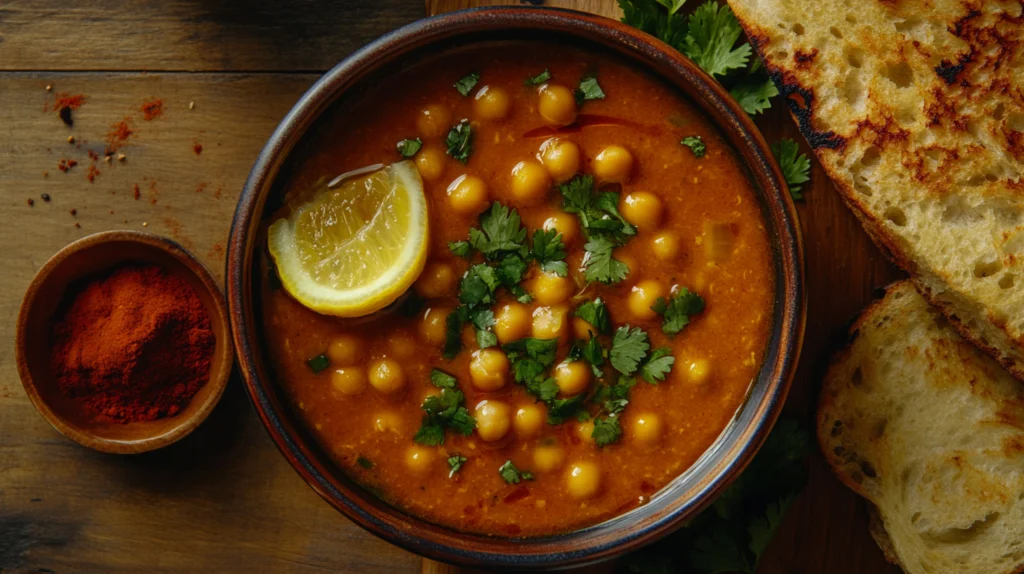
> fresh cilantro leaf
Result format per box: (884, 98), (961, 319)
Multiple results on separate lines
(582, 236), (630, 284)
(747, 492), (796, 566)
(513, 286), (533, 304)
(445, 120), (473, 164)
(447, 455), (467, 478)
(469, 202), (528, 258)
(641, 347), (675, 384)
(503, 337), (559, 365)
(356, 456), (374, 469)
(306, 353), (329, 374)
(652, 288), (706, 337)
(575, 74), (606, 107)
(526, 377), (560, 402)
(476, 329), (498, 349)
(417, 387), (477, 444)
(504, 337), (561, 402)
(574, 298), (611, 334)
(682, 2), (751, 78)
(581, 336), (605, 374)
(771, 139), (811, 201)
(496, 254), (528, 287)
(730, 76), (779, 116)
(413, 423), (445, 446)
(592, 416), (623, 446)
(560, 175), (636, 240)
(430, 368), (458, 389)
(396, 137), (422, 158)
(547, 394), (587, 424)
(681, 135), (706, 158)
(619, 0), (689, 52)
(524, 69), (552, 86)
(603, 398), (629, 415)
(454, 72), (480, 96)
(459, 264), (500, 306)
(610, 325), (650, 375)
(498, 460), (533, 484)
(443, 306), (470, 359)
(656, 0), (687, 13)
(688, 523), (752, 573)
(469, 307), (495, 331)
(531, 229), (568, 276)
(449, 407), (477, 435)
(448, 241), (471, 258)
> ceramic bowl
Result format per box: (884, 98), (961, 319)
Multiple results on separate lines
(227, 6), (804, 569)
(16, 230), (234, 454)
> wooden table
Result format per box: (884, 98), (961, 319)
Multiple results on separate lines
(0, 1), (901, 572)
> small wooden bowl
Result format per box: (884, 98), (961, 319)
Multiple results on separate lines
(16, 230), (234, 454)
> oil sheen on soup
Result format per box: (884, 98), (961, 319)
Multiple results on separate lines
(263, 43), (774, 536)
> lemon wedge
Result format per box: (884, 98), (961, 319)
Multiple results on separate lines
(268, 161), (428, 317)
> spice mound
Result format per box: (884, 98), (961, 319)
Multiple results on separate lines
(49, 264), (215, 423)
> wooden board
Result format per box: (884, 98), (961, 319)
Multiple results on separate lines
(0, 0), (901, 572)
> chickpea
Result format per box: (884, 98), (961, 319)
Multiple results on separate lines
(573, 317), (599, 340)
(651, 231), (680, 261)
(510, 160), (551, 204)
(554, 361), (592, 396)
(538, 84), (578, 126)
(631, 413), (663, 444)
(374, 410), (402, 434)
(576, 420), (595, 445)
(567, 461), (601, 499)
(415, 261), (457, 299)
(530, 270), (574, 306)
(331, 366), (367, 395)
(533, 443), (566, 472)
(687, 358), (712, 385)
(628, 280), (667, 321)
(447, 174), (489, 215)
(368, 358), (406, 394)
(539, 138), (581, 183)
(469, 348), (510, 392)
(514, 404), (545, 437)
(474, 85), (511, 120)
(531, 305), (569, 341)
(620, 191), (664, 231)
(593, 145), (634, 183)
(326, 333), (362, 366)
(415, 146), (446, 183)
(475, 400), (512, 442)
(405, 445), (436, 474)
(386, 331), (417, 360)
(419, 307), (450, 345)
(494, 302), (531, 344)
(417, 104), (451, 138)
(542, 212), (579, 245)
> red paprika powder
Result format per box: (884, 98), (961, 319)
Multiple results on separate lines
(49, 264), (215, 423)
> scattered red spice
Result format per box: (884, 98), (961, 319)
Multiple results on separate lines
(57, 159), (78, 173)
(52, 93), (86, 126)
(41, 194), (51, 202)
(105, 119), (134, 154)
(86, 165), (100, 183)
(69, 208), (77, 216)
(133, 184), (141, 200)
(195, 182), (207, 193)
(42, 171), (49, 178)
(87, 149), (99, 161)
(27, 198), (35, 206)
(74, 223), (81, 229)
(193, 143), (203, 156)
(141, 98), (164, 121)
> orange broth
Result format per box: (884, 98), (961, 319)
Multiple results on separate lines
(262, 43), (774, 536)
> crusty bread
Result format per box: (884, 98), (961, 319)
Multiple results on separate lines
(819, 280), (1024, 574)
(727, 0), (1024, 379)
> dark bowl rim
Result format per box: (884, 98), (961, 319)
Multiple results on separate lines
(227, 5), (805, 569)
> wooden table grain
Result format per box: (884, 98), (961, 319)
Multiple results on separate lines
(0, 1), (900, 572)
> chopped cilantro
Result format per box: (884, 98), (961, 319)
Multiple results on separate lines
(414, 388), (476, 446)
(495, 254), (529, 288)
(306, 353), (329, 375)
(771, 139), (812, 201)
(445, 120), (473, 164)
(499, 460), (534, 484)
(524, 69), (552, 86)
(503, 337), (559, 365)
(443, 306), (469, 359)
(618, 0), (689, 52)
(610, 325), (650, 376)
(640, 347), (675, 384)
(459, 264), (500, 306)
(574, 298), (611, 335)
(592, 416), (623, 447)
(579, 336), (605, 376)
(531, 229), (568, 276)
(652, 288), (705, 337)
(396, 138), (422, 158)
(454, 72), (480, 96)
(547, 394), (587, 425)
(448, 240), (471, 258)
(603, 398), (629, 415)
(468, 202), (528, 259)
(356, 456), (374, 469)
(582, 236), (630, 284)
(447, 455), (467, 478)
(476, 329), (498, 349)
(680, 135), (706, 158)
(430, 368), (458, 389)
(682, 2), (751, 78)
(504, 337), (561, 402)
(575, 74), (606, 106)
(560, 175), (636, 284)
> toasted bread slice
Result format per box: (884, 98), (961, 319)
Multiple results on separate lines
(819, 281), (1024, 574)
(727, 0), (1024, 379)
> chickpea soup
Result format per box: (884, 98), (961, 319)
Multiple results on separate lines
(262, 43), (774, 536)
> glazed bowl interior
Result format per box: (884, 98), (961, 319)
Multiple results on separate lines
(228, 7), (803, 569)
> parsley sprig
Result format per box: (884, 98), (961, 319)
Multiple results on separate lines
(413, 369), (476, 445)
(652, 288), (705, 337)
(559, 175), (637, 284)
(445, 120), (473, 164)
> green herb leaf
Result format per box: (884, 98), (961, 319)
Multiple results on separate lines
(592, 416), (623, 446)
(430, 368), (458, 389)
(454, 72), (480, 96)
(680, 135), (706, 158)
(682, 2), (751, 78)
(396, 137), (422, 158)
(413, 423), (445, 446)
(547, 394), (587, 424)
(619, 0), (689, 52)
(469, 202), (528, 258)
(476, 329), (498, 349)
(448, 240), (472, 258)
(459, 264), (500, 306)
(524, 69), (552, 86)
(730, 76), (779, 116)
(415, 387), (476, 446)
(652, 288), (706, 337)
(356, 456), (374, 469)
(771, 138), (811, 201)
(640, 347), (675, 384)
(499, 460), (534, 484)
(610, 325), (650, 376)
(582, 236), (630, 284)
(574, 298), (611, 335)
(445, 120), (474, 164)
(656, 0), (687, 14)
(575, 74), (606, 106)
(531, 228), (568, 277)
(448, 455), (467, 478)
(496, 254), (529, 288)
(306, 353), (330, 375)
